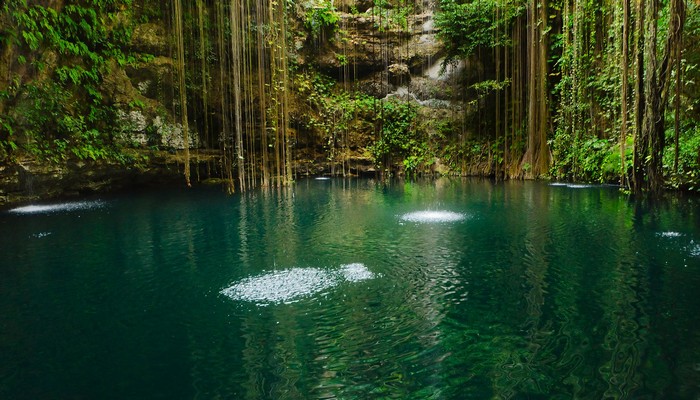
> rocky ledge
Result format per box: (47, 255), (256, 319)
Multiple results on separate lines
(0, 150), (220, 209)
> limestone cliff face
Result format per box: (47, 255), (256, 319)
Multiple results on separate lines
(0, 1), (475, 206)
(0, 151), (219, 207)
(309, 11), (442, 76)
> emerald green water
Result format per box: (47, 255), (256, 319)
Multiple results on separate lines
(1, 179), (700, 399)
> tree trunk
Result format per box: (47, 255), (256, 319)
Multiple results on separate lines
(621, 0), (630, 186)
(523, 0), (549, 178)
(642, 0), (662, 193)
(632, 0), (646, 194)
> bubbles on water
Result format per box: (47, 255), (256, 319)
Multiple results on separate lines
(657, 231), (683, 238)
(221, 263), (377, 305)
(549, 182), (594, 189)
(30, 232), (52, 239)
(340, 263), (375, 282)
(315, 177), (331, 181)
(9, 200), (106, 215)
(656, 232), (699, 258)
(221, 268), (334, 305)
(690, 242), (700, 257)
(400, 211), (466, 223)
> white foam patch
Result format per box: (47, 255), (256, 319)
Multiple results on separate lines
(30, 232), (52, 239)
(400, 211), (466, 223)
(339, 263), (375, 282)
(315, 177), (331, 180)
(657, 231), (683, 238)
(690, 243), (700, 257)
(549, 183), (595, 189)
(9, 200), (106, 215)
(221, 263), (376, 305)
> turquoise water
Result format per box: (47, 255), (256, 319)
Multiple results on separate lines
(1, 179), (700, 399)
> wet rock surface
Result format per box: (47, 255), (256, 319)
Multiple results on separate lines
(0, 151), (218, 209)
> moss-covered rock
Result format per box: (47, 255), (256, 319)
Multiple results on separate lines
(130, 23), (169, 56)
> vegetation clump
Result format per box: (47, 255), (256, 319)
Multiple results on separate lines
(0, 0), (149, 164)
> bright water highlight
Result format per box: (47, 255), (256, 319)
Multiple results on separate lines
(8, 200), (106, 214)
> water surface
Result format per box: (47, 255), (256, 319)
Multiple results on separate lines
(1, 179), (699, 399)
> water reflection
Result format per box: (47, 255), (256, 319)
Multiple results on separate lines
(1, 180), (699, 399)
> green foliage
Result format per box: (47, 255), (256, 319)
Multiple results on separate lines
(0, 0), (146, 164)
(371, 0), (414, 32)
(435, 0), (522, 63)
(551, 131), (632, 183)
(6, 81), (122, 163)
(335, 53), (348, 66)
(664, 126), (700, 191)
(295, 69), (376, 158)
(295, 69), (432, 175)
(305, 1), (340, 40)
(469, 79), (511, 105)
(369, 99), (422, 174)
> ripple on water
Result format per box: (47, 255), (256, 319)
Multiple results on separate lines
(400, 211), (466, 223)
(220, 263), (377, 305)
(8, 200), (106, 214)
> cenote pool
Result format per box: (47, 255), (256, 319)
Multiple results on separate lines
(1, 178), (700, 399)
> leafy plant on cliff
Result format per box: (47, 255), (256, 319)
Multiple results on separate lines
(435, 0), (522, 63)
(372, 0), (414, 32)
(305, 1), (340, 40)
(294, 69), (429, 175)
(295, 70), (375, 161)
(370, 99), (422, 174)
(0, 0), (145, 164)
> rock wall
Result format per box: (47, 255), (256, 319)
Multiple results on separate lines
(0, 0), (485, 206)
(0, 151), (218, 208)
